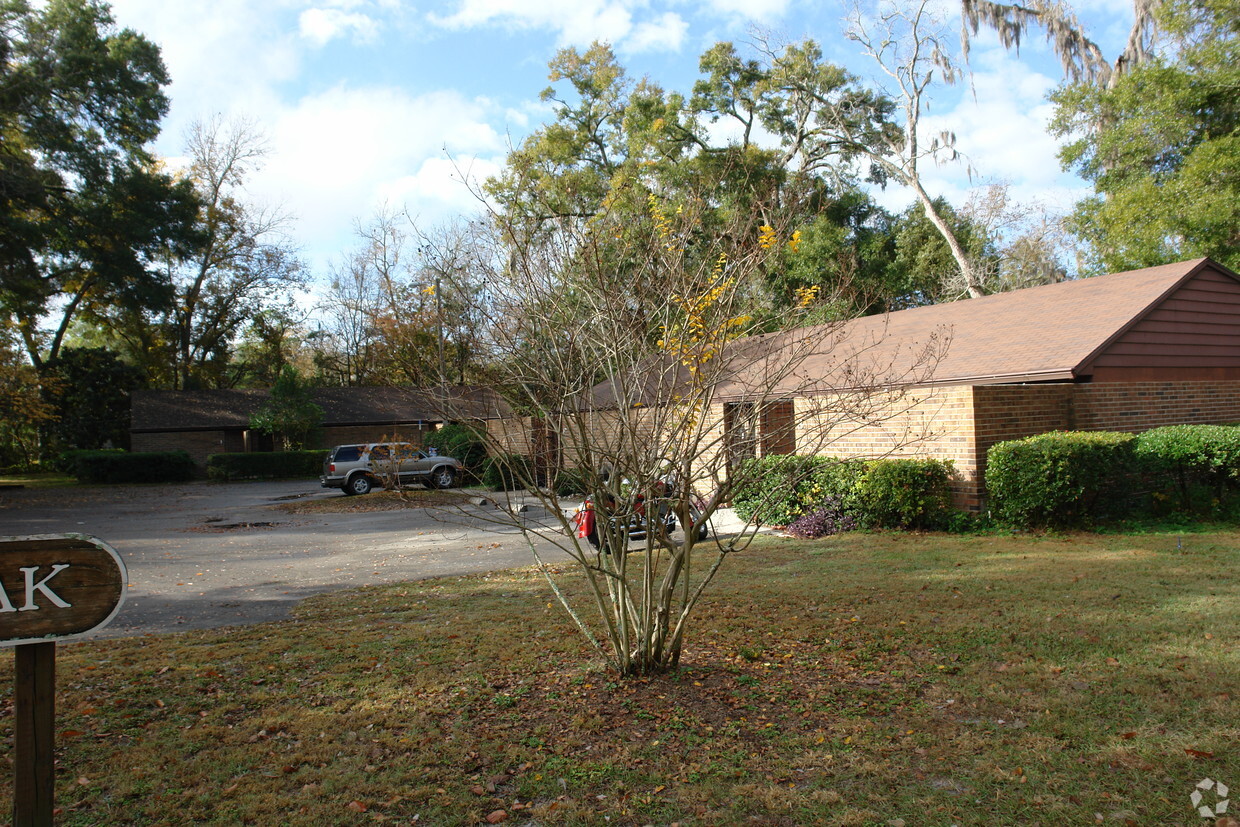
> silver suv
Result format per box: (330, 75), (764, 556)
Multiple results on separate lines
(320, 442), (462, 495)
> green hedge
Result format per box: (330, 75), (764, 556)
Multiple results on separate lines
(72, 450), (196, 484)
(857, 458), (954, 530)
(986, 431), (1137, 528)
(730, 454), (952, 530)
(56, 448), (125, 476)
(205, 451), (328, 481)
(481, 454), (535, 491)
(1133, 424), (1240, 511)
(424, 423), (488, 479)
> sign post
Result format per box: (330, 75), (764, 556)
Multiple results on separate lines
(0, 535), (127, 827)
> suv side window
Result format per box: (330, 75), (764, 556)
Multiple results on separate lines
(333, 446), (363, 462)
(369, 445), (391, 461)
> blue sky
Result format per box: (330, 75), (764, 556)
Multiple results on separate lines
(105, 0), (1139, 278)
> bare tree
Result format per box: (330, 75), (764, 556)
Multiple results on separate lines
(436, 181), (946, 677)
(166, 116), (304, 389)
(960, 184), (1070, 292)
(314, 252), (383, 386)
(760, 2), (988, 297)
(960, 0), (1162, 89)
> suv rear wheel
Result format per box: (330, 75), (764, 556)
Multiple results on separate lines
(430, 466), (457, 489)
(347, 474), (375, 496)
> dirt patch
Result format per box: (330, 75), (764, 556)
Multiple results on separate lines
(185, 520), (284, 533)
(276, 489), (470, 514)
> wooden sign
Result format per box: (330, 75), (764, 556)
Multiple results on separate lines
(1, 535), (126, 826)
(0, 534), (126, 646)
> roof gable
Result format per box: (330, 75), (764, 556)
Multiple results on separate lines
(752, 258), (1227, 395)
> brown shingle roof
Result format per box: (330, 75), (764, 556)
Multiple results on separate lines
(726, 257), (1225, 398)
(132, 385), (509, 432)
(588, 258), (1232, 408)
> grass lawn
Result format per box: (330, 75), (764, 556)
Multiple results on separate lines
(0, 470), (77, 489)
(0, 530), (1235, 825)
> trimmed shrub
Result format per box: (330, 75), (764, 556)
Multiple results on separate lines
(72, 450), (196, 484)
(482, 454), (535, 491)
(785, 496), (858, 538)
(731, 454), (952, 529)
(731, 455), (848, 526)
(424, 423), (488, 480)
(986, 431), (1137, 528)
(205, 451), (328, 481)
(56, 448), (124, 476)
(1134, 424), (1240, 511)
(856, 458), (954, 530)
(553, 468), (589, 497)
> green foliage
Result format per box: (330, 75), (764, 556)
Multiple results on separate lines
(39, 347), (141, 456)
(1050, 0), (1240, 272)
(205, 451), (327, 482)
(71, 450), (195, 484)
(0, 0), (201, 366)
(485, 38), (947, 323)
(1133, 424), (1240, 511)
(55, 447), (124, 476)
(731, 455), (845, 526)
(424, 423), (488, 476)
(892, 199), (999, 303)
(482, 454), (535, 492)
(986, 431), (1138, 528)
(731, 454), (952, 529)
(856, 458), (954, 530)
(0, 327), (54, 468)
(553, 468), (589, 497)
(248, 366), (323, 450)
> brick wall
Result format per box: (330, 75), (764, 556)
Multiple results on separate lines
(316, 425), (430, 449)
(132, 431), (229, 466)
(480, 380), (1240, 511)
(1074, 381), (1240, 432)
(795, 385), (979, 508)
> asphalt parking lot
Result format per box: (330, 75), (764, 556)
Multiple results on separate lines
(0, 480), (577, 637)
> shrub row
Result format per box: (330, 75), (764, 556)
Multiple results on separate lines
(69, 450), (196, 484)
(205, 451), (328, 481)
(730, 455), (954, 534)
(424, 424), (489, 481)
(986, 424), (1240, 528)
(481, 454), (536, 491)
(985, 431), (1136, 528)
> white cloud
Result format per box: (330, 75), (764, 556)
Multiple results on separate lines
(249, 85), (504, 272)
(429, 0), (655, 48)
(379, 155), (505, 220)
(627, 12), (688, 53)
(108, 0), (300, 138)
(702, 0), (790, 23)
(298, 8), (379, 46)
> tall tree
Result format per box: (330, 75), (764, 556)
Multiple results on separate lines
(769, 1), (989, 297)
(960, 0), (1162, 89)
(1050, 0), (1240, 271)
(0, 0), (200, 368)
(249, 365), (322, 451)
(39, 346), (140, 455)
(92, 117), (305, 388)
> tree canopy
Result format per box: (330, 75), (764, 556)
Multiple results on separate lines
(1051, 0), (1240, 272)
(0, 0), (200, 368)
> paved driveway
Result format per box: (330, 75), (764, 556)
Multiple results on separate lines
(0, 480), (575, 637)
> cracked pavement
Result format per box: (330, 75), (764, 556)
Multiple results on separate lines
(0, 480), (575, 638)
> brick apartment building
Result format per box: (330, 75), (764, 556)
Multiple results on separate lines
(486, 257), (1240, 510)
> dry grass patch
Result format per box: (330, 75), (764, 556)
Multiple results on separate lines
(0, 530), (1235, 825)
